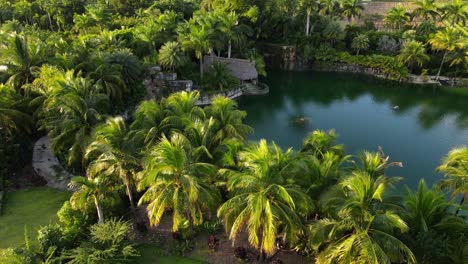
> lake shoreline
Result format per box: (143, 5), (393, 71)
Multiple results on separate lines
(307, 62), (468, 88)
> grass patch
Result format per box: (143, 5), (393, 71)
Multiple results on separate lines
(135, 243), (208, 264)
(0, 187), (70, 248)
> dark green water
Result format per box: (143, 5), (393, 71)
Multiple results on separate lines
(239, 71), (468, 189)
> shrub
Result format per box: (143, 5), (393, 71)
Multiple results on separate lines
(61, 219), (139, 263)
(202, 62), (240, 92)
(377, 35), (401, 55)
(37, 224), (64, 259)
(336, 52), (409, 79)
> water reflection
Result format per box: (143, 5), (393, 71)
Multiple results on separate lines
(239, 71), (468, 187)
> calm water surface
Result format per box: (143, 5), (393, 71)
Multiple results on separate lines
(239, 71), (468, 188)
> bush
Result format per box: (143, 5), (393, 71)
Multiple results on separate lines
(202, 62), (240, 92)
(37, 224), (64, 259)
(336, 52), (409, 79)
(61, 219), (139, 263)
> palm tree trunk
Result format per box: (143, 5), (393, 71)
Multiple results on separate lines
(305, 12), (311, 36)
(47, 13), (54, 31)
(199, 58), (203, 78)
(125, 181), (135, 210)
(436, 51), (447, 81)
(94, 195), (104, 223)
(228, 40), (232, 58)
(259, 235), (264, 262)
(186, 212), (194, 236)
(455, 194), (465, 216)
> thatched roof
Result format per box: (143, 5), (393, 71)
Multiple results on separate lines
(203, 56), (258, 81)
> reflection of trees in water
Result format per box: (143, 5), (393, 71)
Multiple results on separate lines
(246, 71), (468, 130)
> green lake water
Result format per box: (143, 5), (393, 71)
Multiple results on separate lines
(239, 71), (468, 189)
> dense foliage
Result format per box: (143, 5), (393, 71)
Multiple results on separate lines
(0, 0), (467, 263)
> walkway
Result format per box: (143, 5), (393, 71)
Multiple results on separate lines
(32, 137), (72, 190)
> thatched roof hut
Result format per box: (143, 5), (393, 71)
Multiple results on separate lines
(203, 56), (258, 82)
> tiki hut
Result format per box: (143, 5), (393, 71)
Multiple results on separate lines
(203, 56), (258, 84)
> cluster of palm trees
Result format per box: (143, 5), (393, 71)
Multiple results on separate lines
(38, 88), (462, 261)
(382, 0), (468, 77)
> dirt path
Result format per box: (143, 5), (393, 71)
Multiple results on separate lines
(32, 137), (72, 190)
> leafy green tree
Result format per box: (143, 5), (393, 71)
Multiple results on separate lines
(310, 172), (416, 264)
(413, 0), (440, 21)
(218, 140), (311, 259)
(319, 0), (338, 16)
(299, 0), (319, 36)
(0, 84), (32, 135)
(85, 117), (140, 210)
(385, 4), (410, 30)
(429, 27), (464, 79)
(202, 61), (239, 91)
(138, 133), (220, 233)
(158, 41), (187, 72)
(205, 96), (253, 145)
(322, 19), (345, 45)
(398, 41), (430, 73)
(62, 219), (139, 263)
(1, 35), (45, 91)
(437, 147), (468, 213)
(129, 100), (166, 148)
(441, 0), (468, 26)
(39, 76), (109, 169)
(180, 21), (212, 78)
(69, 176), (118, 223)
(216, 11), (240, 58)
(351, 33), (370, 55)
(404, 179), (452, 233)
(339, 0), (364, 24)
(88, 57), (127, 106)
(301, 129), (344, 158)
(355, 150), (403, 178)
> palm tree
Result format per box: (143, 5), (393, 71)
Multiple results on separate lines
(322, 19), (345, 46)
(441, 0), (468, 26)
(413, 0), (440, 21)
(437, 147), (468, 214)
(158, 41), (187, 72)
(301, 129), (344, 159)
(202, 62), (239, 91)
(88, 59), (127, 105)
(1, 35), (45, 92)
(129, 100), (166, 148)
(69, 175), (117, 223)
(218, 140), (311, 259)
(319, 0), (338, 16)
(39, 76), (109, 169)
(85, 117), (140, 210)
(385, 4), (410, 31)
(299, 0), (319, 36)
(339, 0), (364, 25)
(138, 133), (220, 233)
(180, 22), (212, 78)
(205, 96), (253, 145)
(351, 33), (370, 55)
(0, 85), (32, 135)
(161, 91), (205, 130)
(429, 27), (463, 80)
(404, 179), (452, 233)
(398, 41), (430, 73)
(311, 172), (416, 264)
(355, 149), (403, 178)
(217, 11), (239, 58)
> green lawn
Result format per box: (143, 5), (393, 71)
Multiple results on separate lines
(135, 244), (208, 264)
(0, 187), (70, 248)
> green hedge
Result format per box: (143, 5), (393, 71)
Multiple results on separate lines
(336, 52), (409, 80)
